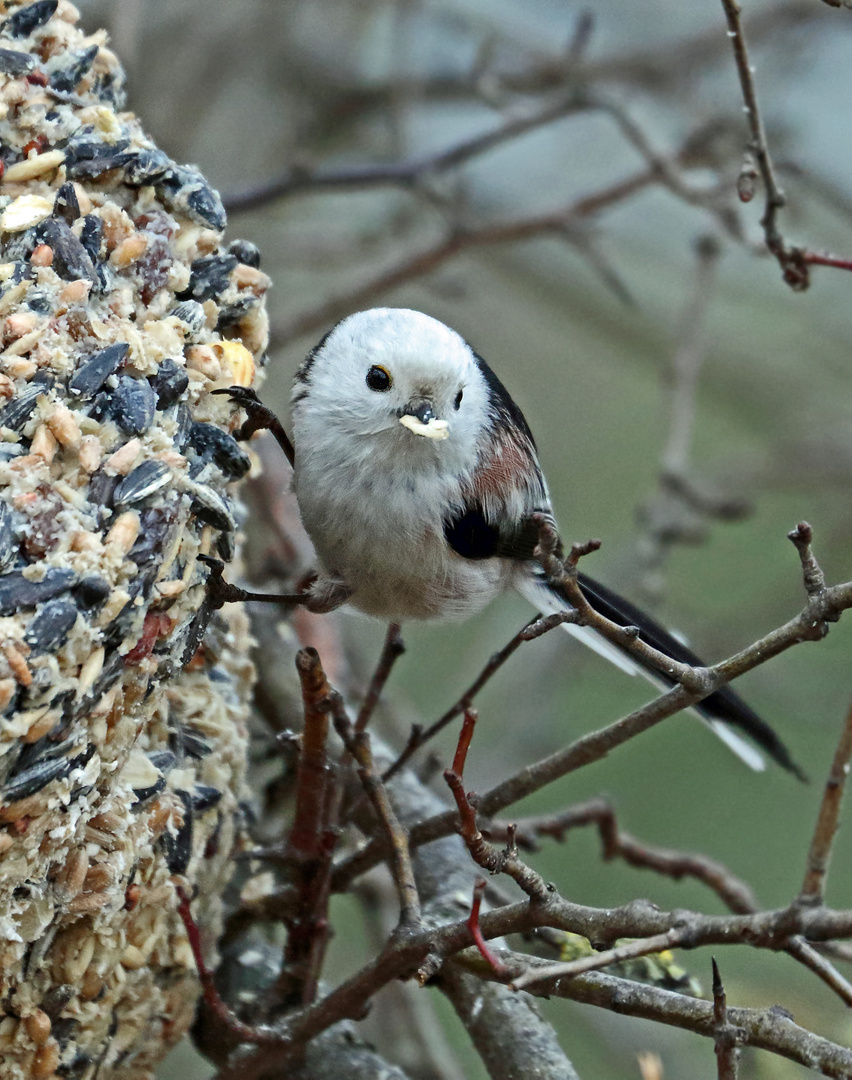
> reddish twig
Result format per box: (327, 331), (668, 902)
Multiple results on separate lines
(443, 708), (551, 901)
(275, 648), (341, 1007)
(466, 879), (509, 979)
(175, 885), (280, 1045)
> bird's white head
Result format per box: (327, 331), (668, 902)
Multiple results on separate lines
(291, 308), (495, 476)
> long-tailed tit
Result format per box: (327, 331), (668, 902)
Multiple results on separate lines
(213, 307), (800, 777)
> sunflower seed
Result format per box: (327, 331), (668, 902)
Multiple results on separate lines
(79, 213), (103, 261)
(121, 147), (170, 186)
(110, 375), (157, 435)
(52, 182), (80, 225)
(188, 484), (236, 532)
(1, 753), (74, 802)
(63, 131), (131, 180)
(188, 421), (250, 480)
(157, 165), (226, 231)
(1, 0), (57, 38)
(182, 729), (212, 759)
(216, 295), (257, 331)
(162, 791), (193, 873)
(0, 503), (15, 569)
(178, 255), (237, 303)
(228, 238), (260, 269)
(68, 342), (128, 398)
(0, 384), (42, 431)
(0, 568), (74, 614)
(0, 48), (34, 75)
(38, 218), (97, 284)
(72, 574), (110, 610)
(114, 459), (171, 507)
(49, 44), (98, 92)
(190, 784), (222, 813)
(25, 598), (78, 653)
(169, 299), (205, 339)
(149, 358), (188, 407)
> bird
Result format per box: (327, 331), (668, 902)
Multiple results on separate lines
(212, 306), (801, 778)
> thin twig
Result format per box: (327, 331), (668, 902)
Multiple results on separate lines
(383, 611), (572, 782)
(799, 693), (852, 904)
(443, 708), (551, 901)
(786, 937), (852, 1007)
(355, 622), (405, 733)
(175, 886), (280, 1046)
(335, 713), (422, 932)
(334, 564), (852, 893)
(510, 930), (683, 990)
(225, 90), (589, 213)
(466, 879), (509, 979)
(459, 947), (852, 1077)
(483, 796), (758, 914)
(788, 521), (828, 598)
(275, 648), (341, 1007)
(720, 0), (852, 290)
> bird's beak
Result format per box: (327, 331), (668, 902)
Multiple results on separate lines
(399, 400), (449, 440)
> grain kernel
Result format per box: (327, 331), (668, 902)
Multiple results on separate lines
(104, 511), (140, 555)
(109, 232), (148, 268)
(31, 1037), (59, 1078)
(24, 1010), (51, 1045)
(30, 425), (57, 463)
(46, 404), (82, 450)
(78, 434), (102, 473)
(104, 437), (141, 475)
(29, 244), (54, 267)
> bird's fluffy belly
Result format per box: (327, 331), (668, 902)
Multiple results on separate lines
(296, 475), (509, 620)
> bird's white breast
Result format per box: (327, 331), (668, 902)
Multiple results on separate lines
(291, 419), (509, 621)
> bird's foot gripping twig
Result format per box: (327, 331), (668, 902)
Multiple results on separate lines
(211, 385), (295, 466)
(197, 555), (310, 610)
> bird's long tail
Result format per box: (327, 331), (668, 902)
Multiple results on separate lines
(515, 570), (804, 779)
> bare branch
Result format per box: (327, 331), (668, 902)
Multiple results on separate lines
(459, 949), (852, 1077)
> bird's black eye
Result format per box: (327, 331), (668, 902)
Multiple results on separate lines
(366, 365), (392, 392)
(454, 389), (464, 410)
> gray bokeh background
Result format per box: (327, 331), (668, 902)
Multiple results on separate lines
(72, 1), (852, 1076)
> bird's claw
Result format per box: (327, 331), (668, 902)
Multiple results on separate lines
(196, 554), (247, 609)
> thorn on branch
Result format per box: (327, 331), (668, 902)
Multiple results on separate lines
(712, 958), (740, 1079)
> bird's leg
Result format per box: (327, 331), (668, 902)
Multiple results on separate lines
(211, 385), (295, 466)
(198, 555), (310, 611)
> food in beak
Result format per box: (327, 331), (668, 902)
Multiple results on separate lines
(399, 414), (449, 439)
